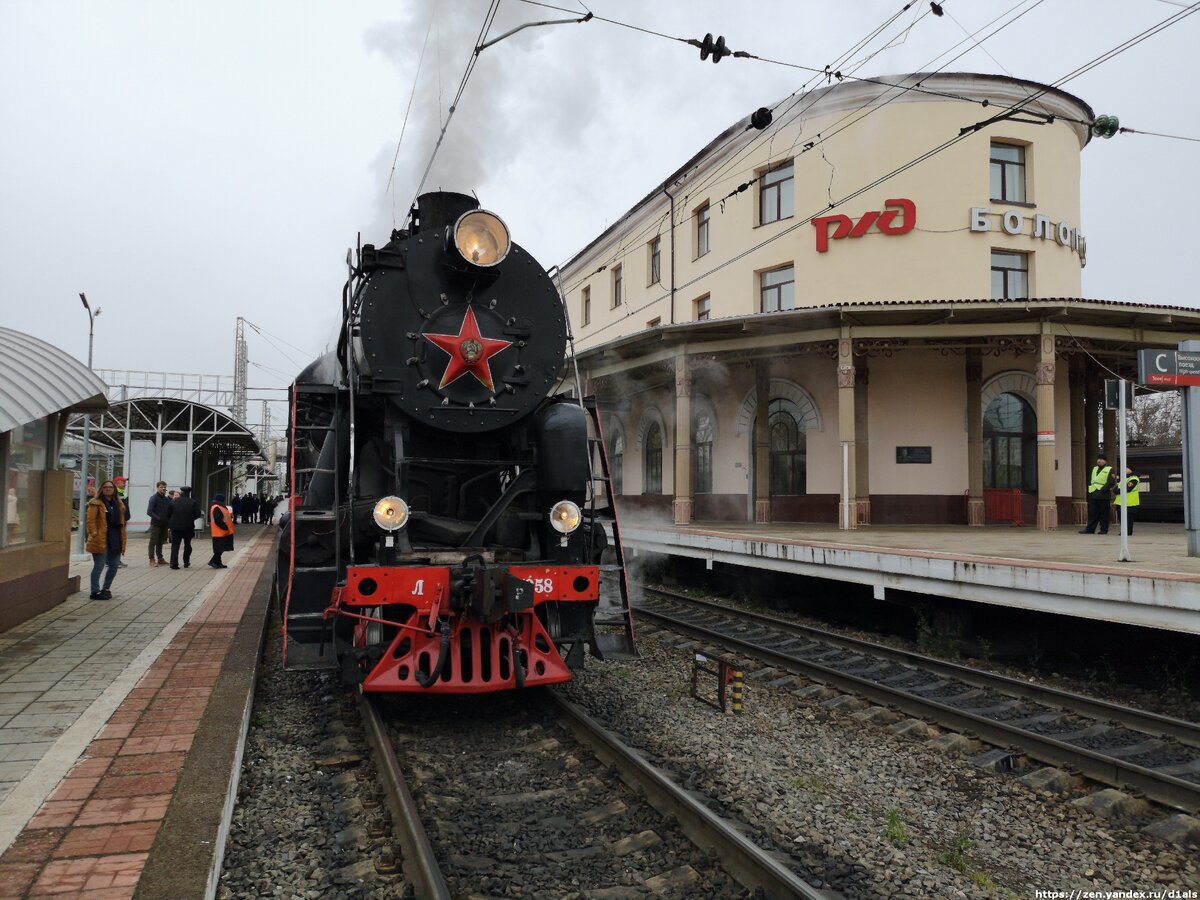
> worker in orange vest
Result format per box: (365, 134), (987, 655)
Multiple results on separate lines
(208, 493), (235, 569)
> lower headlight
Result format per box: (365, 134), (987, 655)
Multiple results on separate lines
(373, 496), (409, 532)
(549, 500), (582, 535)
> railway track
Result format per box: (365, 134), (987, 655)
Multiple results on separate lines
(358, 690), (834, 898)
(636, 586), (1200, 815)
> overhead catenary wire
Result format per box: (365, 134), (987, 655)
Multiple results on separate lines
(385, 10), (438, 228)
(407, 0), (502, 213)
(1115, 126), (1200, 144)
(570, 4), (1200, 345)
(559, 0), (1052, 298)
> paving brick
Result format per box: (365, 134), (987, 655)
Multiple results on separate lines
(27, 800), (84, 830)
(0, 861), (41, 895)
(92, 773), (178, 801)
(117, 736), (193, 756)
(31, 852), (147, 894)
(105, 753), (186, 778)
(0, 827), (65, 863)
(48, 776), (101, 803)
(52, 823), (160, 859)
(74, 795), (171, 828)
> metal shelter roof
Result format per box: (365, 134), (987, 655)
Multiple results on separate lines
(0, 327), (108, 433)
(64, 397), (261, 457)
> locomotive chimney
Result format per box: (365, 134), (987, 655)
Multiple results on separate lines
(412, 192), (479, 235)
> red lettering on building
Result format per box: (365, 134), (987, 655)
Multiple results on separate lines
(813, 199), (916, 252)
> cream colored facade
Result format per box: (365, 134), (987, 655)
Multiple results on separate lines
(561, 74), (1200, 530)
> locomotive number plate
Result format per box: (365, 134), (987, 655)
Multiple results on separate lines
(507, 566), (600, 601)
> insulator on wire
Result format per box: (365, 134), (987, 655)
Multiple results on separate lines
(698, 32), (730, 63)
(750, 107), (773, 130)
(1091, 114), (1120, 139)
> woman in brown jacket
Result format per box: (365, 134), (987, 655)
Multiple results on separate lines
(86, 479), (126, 600)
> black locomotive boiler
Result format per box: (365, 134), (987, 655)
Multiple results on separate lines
(278, 191), (636, 693)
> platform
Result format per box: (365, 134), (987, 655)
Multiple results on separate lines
(0, 525), (273, 898)
(621, 521), (1200, 635)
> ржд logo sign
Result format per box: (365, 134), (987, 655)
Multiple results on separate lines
(812, 199), (916, 252)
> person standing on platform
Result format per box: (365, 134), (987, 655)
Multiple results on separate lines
(1079, 454), (1115, 535)
(86, 479), (126, 600)
(146, 481), (171, 566)
(231, 492), (242, 525)
(1113, 467), (1140, 536)
(113, 476), (132, 567)
(168, 486), (201, 569)
(244, 493), (258, 525)
(208, 493), (235, 569)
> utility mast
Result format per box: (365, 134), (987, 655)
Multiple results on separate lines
(233, 317), (248, 424)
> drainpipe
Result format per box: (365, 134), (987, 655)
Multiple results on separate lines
(661, 184), (676, 325)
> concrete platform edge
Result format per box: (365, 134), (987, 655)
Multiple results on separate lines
(0, 547), (255, 855)
(133, 533), (276, 900)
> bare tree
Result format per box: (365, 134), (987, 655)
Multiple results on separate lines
(1128, 390), (1182, 446)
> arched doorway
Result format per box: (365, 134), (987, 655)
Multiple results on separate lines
(983, 392), (1036, 491)
(643, 422), (663, 494)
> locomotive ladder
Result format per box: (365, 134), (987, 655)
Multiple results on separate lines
(582, 397), (638, 661)
(282, 382), (342, 670)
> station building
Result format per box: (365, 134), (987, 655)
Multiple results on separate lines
(0, 327), (107, 629)
(561, 73), (1200, 531)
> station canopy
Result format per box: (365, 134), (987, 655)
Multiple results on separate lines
(0, 327), (107, 432)
(65, 397), (260, 458)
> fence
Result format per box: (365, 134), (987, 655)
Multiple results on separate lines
(983, 488), (1026, 526)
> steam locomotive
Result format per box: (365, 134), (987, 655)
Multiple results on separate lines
(278, 191), (635, 693)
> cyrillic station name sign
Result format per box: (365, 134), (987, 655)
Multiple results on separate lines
(969, 207), (1087, 262)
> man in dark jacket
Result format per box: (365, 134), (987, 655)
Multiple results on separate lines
(146, 481), (171, 566)
(167, 487), (202, 569)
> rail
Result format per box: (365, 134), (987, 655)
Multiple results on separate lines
(547, 690), (829, 899)
(637, 588), (1200, 814)
(358, 696), (450, 900)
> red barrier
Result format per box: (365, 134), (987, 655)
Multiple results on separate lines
(983, 488), (1026, 527)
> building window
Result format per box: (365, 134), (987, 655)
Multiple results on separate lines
(695, 295), (711, 321)
(581, 286), (591, 326)
(760, 161), (794, 224)
(991, 251), (1028, 299)
(610, 432), (623, 495)
(768, 399), (805, 495)
(612, 265), (623, 308)
(983, 393), (1036, 491)
(760, 265), (795, 312)
(990, 142), (1027, 203)
(694, 414), (714, 494)
(696, 204), (710, 258)
(643, 422), (662, 494)
(5, 418), (49, 547)
(649, 237), (661, 284)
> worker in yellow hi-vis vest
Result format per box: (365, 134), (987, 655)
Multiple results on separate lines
(1113, 467), (1140, 536)
(1079, 454), (1115, 535)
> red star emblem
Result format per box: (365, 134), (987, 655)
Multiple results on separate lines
(423, 307), (512, 392)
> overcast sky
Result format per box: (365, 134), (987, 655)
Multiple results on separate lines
(1, 1), (1196, 434)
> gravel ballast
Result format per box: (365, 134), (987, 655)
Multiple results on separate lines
(560, 629), (1199, 898)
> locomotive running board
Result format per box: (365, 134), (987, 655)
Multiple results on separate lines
(583, 397), (638, 661)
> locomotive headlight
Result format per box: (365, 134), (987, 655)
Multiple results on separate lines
(453, 210), (510, 267)
(373, 496), (409, 532)
(548, 500), (582, 535)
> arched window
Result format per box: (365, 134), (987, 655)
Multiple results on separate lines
(768, 399), (806, 495)
(644, 423), (663, 494)
(694, 414), (714, 494)
(610, 432), (624, 495)
(983, 392), (1036, 490)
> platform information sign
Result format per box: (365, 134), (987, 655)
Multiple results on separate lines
(1138, 349), (1200, 386)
